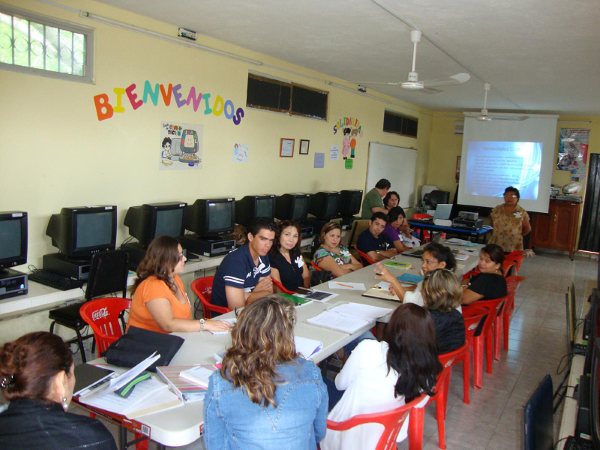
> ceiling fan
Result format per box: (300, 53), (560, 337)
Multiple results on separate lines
(473, 83), (528, 121)
(359, 30), (470, 92)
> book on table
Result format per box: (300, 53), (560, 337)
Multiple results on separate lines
(179, 364), (218, 387)
(396, 273), (424, 285)
(362, 283), (401, 302)
(156, 365), (210, 403)
(306, 303), (393, 334)
(383, 261), (412, 270)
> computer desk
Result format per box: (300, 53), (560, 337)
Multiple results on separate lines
(408, 220), (493, 243)
(74, 241), (481, 448)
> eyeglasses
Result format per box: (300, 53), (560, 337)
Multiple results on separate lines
(178, 252), (185, 260)
(503, 194), (518, 198)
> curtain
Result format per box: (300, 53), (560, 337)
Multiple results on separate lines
(579, 153), (600, 252)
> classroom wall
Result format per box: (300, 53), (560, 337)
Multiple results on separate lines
(0, 0), (433, 269)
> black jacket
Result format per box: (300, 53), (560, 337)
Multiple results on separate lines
(0, 398), (116, 450)
(430, 309), (466, 354)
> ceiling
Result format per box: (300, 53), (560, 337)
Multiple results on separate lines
(95, 0), (600, 115)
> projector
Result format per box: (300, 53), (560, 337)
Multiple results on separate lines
(452, 217), (483, 229)
(458, 211), (479, 221)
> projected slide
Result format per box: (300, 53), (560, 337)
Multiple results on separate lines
(465, 141), (542, 200)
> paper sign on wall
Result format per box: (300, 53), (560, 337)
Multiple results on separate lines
(314, 152), (325, 168)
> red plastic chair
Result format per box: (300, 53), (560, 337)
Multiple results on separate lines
(461, 309), (488, 401)
(462, 297), (506, 388)
(410, 213), (433, 242)
(190, 276), (231, 319)
(327, 392), (428, 450)
(311, 261), (322, 271)
(80, 298), (130, 357)
(502, 275), (525, 351)
(271, 277), (295, 295)
(504, 250), (524, 273)
(354, 246), (376, 266)
(408, 346), (465, 449)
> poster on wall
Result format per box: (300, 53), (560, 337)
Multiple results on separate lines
(233, 143), (249, 163)
(160, 121), (203, 170)
(333, 117), (362, 161)
(557, 128), (589, 182)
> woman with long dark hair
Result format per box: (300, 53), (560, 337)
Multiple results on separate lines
(128, 235), (230, 333)
(270, 220), (310, 292)
(462, 243), (508, 304)
(321, 303), (442, 449)
(203, 296), (328, 449)
(0, 332), (116, 449)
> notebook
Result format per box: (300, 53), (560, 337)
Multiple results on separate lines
(433, 203), (453, 220)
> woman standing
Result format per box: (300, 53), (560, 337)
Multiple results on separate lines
(0, 332), (116, 450)
(128, 236), (231, 333)
(204, 296), (328, 449)
(462, 244), (508, 305)
(270, 221), (310, 292)
(313, 221), (362, 277)
(489, 186), (531, 252)
(321, 304), (441, 450)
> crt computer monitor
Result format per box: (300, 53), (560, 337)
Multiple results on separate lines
(124, 202), (187, 247)
(309, 191), (340, 220)
(275, 193), (311, 222)
(0, 211), (28, 272)
(184, 198), (235, 236)
(46, 206), (117, 260)
(583, 289), (600, 375)
(423, 189), (450, 209)
(338, 190), (363, 217)
(235, 195), (276, 226)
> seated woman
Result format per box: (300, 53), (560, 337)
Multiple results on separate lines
(270, 220), (310, 292)
(321, 304), (441, 450)
(313, 221), (362, 277)
(0, 332), (117, 450)
(383, 190), (401, 211)
(381, 207), (419, 252)
(422, 269), (466, 353)
(462, 244), (508, 305)
(203, 296), (328, 449)
(128, 236), (231, 333)
(376, 242), (456, 306)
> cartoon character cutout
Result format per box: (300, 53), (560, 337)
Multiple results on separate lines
(342, 127), (351, 159)
(350, 128), (358, 158)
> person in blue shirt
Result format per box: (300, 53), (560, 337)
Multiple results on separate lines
(211, 218), (276, 309)
(356, 212), (399, 262)
(204, 296), (328, 450)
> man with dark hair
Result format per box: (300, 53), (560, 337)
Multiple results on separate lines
(360, 178), (391, 218)
(381, 207), (419, 253)
(211, 218), (276, 309)
(356, 212), (398, 262)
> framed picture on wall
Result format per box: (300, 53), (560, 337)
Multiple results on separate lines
(280, 138), (294, 157)
(299, 139), (310, 155)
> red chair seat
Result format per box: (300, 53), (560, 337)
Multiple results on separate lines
(190, 276), (230, 319)
(80, 298), (131, 357)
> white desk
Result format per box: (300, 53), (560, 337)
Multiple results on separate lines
(77, 240), (481, 447)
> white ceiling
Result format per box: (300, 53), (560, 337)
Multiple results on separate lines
(95, 0), (600, 115)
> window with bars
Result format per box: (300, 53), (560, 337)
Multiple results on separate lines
(0, 7), (93, 82)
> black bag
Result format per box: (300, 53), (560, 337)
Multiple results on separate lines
(104, 326), (184, 372)
(310, 269), (333, 287)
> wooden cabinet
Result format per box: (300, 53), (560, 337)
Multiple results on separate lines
(530, 200), (580, 259)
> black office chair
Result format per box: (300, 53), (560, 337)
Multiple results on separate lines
(523, 374), (554, 450)
(48, 249), (129, 362)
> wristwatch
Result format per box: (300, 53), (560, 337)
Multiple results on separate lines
(199, 319), (205, 331)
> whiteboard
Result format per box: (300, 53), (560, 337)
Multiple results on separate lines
(366, 142), (417, 208)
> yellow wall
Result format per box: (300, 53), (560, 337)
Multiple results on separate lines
(0, 0), (433, 268)
(427, 112), (600, 201)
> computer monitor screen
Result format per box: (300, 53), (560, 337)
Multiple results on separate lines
(125, 202), (186, 247)
(590, 337), (600, 447)
(275, 193), (311, 221)
(235, 195), (276, 226)
(0, 211), (27, 270)
(424, 190), (450, 209)
(185, 198), (235, 236)
(338, 190), (363, 217)
(309, 192), (340, 220)
(46, 206), (117, 260)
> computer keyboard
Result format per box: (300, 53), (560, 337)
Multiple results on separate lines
(28, 269), (84, 291)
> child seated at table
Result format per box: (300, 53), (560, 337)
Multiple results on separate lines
(422, 269), (465, 353)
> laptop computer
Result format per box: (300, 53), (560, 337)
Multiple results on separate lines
(433, 203), (453, 220)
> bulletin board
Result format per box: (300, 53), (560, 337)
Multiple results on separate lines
(365, 142), (417, 208)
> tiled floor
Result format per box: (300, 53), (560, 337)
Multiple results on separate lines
(73, 251), (598, 449)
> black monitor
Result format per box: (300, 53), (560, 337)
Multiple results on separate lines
(235, 195), (276, 226)
(338, 190), (363, 217)
(125, 202), (187, 247)
(590, 337), (600, 447)
(46, 206), (117, 260)
(275, 193), (311, 222)
(309, 191), (340, 220)
(0, 211), (27, 272)
(423, 189), (450, 209)
(184, 198), (235, 236)
(583, 289), (600, 375)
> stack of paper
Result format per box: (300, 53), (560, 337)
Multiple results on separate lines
(306, 303), (393, 334)
(156, 366), (209, 403)
(180, 365), (217, 387)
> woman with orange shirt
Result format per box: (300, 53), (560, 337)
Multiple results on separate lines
(128, 236), (231, 334)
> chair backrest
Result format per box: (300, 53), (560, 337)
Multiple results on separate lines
(354, 246), (376, 266)
(523, 374), (554, 450)
(271, 277), (295, 295)
(503, 261), (516, 277)
(85, 249), (129, 300)
(505, 250), (524, 272)
(190, 276), (230, 319)
(327, 393), (428, 450)
(347, 219), (371, 248)
(310, 261), (322, 272)
(462, 308), (488, 341)
(463, 297), (506, 337)
(80, 298), (130, 357)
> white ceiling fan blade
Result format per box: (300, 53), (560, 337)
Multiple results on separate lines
(356, 80), (403, 86)
(423, 72), (471, 88)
